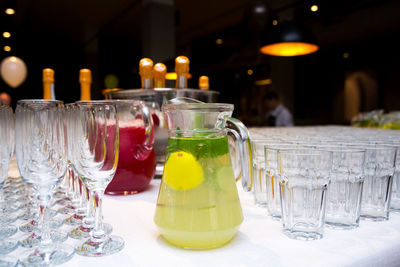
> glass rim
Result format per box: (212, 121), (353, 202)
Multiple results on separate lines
(0, 103), (12, 109)
(265, 144), (301, 150)
(77, 99), (144, 105)
(162, 102), (233, 112)
(168, 128), (226, 135)
(75, 100), (117, 107)
(17, 99), (63, 104)
(303, 145), (366, 153)
(277, 149), (332, 156)
(342, 143), (398, 150)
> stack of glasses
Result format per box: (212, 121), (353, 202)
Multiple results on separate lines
(250, 126), (400, 241)
(0, 100), (124, 266)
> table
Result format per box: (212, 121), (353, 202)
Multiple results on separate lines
(7, 162), (400, 267)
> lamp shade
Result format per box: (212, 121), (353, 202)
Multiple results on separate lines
(260, 21), (319, 56)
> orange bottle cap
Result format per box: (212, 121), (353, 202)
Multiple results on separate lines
(153, 63), (167, 79)
(199, 76), (209, 90)
(42, 68), (54, 83)
(79, 69), (92, 83)
(139, 58), (154, 79)
(175, 56), (189, 75)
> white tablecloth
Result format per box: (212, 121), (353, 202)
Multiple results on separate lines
(7, 164), (400, 267)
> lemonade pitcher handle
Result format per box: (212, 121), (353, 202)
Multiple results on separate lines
(226, 117), (253, 192)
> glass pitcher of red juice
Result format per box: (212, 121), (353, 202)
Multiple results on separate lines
(105, 100), (156, 195)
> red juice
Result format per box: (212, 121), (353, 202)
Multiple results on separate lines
(105, 120), (156, 195)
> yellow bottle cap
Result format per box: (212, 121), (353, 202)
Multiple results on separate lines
(175, 56), (189, 76)
(42, 68), (54, 83)
(199, 76), (209, 90)
(139, 58), (154, 79)
(79, 69), (92, 84)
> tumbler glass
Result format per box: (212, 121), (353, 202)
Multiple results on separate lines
(317, 146), (366, 229)
(389, 143), (400, 212)
(251, 140), (268, 207)
(278, 149), (332, 240)
(264, 143), (298, 220)
(359, 144), (396, 221)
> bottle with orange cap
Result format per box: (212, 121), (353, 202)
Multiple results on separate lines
(199, 76), (209, 90)
(153, 63), (167, 88)
(139, 58), (154, 89)
(43, 68), (55, 100)
(175, 56), (189, 89)
(79, 69), (92, 100)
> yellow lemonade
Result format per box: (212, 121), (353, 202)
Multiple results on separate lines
(154, 135), (243, 249)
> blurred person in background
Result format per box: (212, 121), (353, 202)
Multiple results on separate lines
(265, 91), (293, 127)
(0, 92), (11, 105)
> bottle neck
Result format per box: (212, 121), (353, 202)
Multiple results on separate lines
(80, 82), (91, 101)
(154, 79), (165, 88)
(43, 82), (53, 100)
(142, 78), (152, 89)
(176, 75), (187, 89)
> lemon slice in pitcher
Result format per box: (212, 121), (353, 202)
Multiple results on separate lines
(164, 151), (204, 190)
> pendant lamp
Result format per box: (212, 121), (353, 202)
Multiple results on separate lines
(260, 21), (319, 56)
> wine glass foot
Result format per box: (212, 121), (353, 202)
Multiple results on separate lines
(53, 190), (67, 199)
(53, 198), (72, 207)
(0, 203), (19, 214)
(0, 255), (19, 267)
(0, 211), (20, 224)
(20, 243), (74, 266)
(57, 204), (77, 215)
(18, 209), (38, 221)
(0, 225), (18, 238)
(64, 213), (84, 226)
(19, 217), (64, 233)
(20, 230), (68, 248)
(0, 239), (19, 254)
(69, 222), (112, 239)
(75, 235), (124, 257)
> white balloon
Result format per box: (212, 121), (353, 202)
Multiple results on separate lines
(0, 56), (27, 88)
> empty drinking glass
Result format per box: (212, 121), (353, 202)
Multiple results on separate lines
(264, 143), (297, 220)
(74, 101), (124, 256)
(391, 158), (400, 212)
(0, 104), (19, 258)
(315, 146), (366, 229)
(251, 140), (268, 207)
(15, 99), (74, 265)
(359, 144), (396, 221)
(278, 149), (332, 240)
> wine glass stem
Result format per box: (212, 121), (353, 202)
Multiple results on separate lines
(0, 186), (4, 203)
(39, 204), (51, 246)
(92, 190), (105, 240)
(82, 189), (94, 227)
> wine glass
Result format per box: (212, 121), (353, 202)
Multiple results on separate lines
(74, 101), (124, 256)
(15, 101), (65, 247)
(57, 103), (83, 216)
(67, 103), (112, 238)
(0, 103), (19, 259)
(15, 99), (74, 265)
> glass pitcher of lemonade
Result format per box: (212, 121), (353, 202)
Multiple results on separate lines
(154, 99), (252, 249)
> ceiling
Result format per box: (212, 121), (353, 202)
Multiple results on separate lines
(1, 0), (399, 51)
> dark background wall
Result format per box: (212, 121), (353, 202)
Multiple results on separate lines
(0, 0), (399, 126)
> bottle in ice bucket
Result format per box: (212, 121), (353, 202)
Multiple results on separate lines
(154, 98), (253, 249)
(105, 99), (156, 195)
(42, 68), (55, 100)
